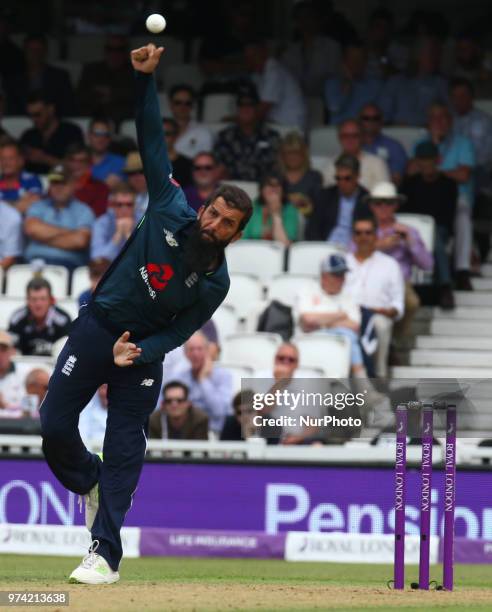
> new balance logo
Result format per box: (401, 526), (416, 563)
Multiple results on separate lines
(61, 355), (77, 376)
(141, 379), (154, 386)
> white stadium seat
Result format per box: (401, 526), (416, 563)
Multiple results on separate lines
(384, 126), (425, 155)
(295, 334), (351, 378)
(52, 336), (69, 360)
(268, 124), (302, 139)
(224, 274), (264, 319)
(212, 303), (239, 342)
(310, 155), (330, 173)
(0, 297), (25, 329)
(288, 241), (342, 276)
(267, 273), (319, 308)
(57, 299), (80, 321)
(222, 180), (259, 201)
(119, 119), (137, 141)
(2, 116), (32, 139)
(163, 63), (205, 92)
(202, 94), (236, 123)
(396, 213), (435, 253)
(220, 363), (255, 394)
(221, 332), (283, 370)
(5, 265), (69, 299)
(71, 266), (90, 299)
(309, 126), (339, 157)
(226, 241), (285, 284)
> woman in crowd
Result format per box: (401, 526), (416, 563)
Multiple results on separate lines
(242, 172), (299, 245)
(278, 131), (322, 220)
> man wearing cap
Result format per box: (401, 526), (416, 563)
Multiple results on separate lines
(91, 184), (138, 262)
(123, 151), (148, 219)
(295, 254), (366, 376)
(0, 331), (24, 412)
(367, 181), (433, 337)
(23, 164), (95, 269)
(401, 141), (457, 309)
(214, 83), (281, 181)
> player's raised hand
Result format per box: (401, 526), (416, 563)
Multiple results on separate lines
(113, 331), (142, 367)
(131, 44), (165, 73)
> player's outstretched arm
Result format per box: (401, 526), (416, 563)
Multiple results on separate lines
(131, 44), (174, 205)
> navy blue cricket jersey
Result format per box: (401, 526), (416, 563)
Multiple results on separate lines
(92, 72), (230, 364)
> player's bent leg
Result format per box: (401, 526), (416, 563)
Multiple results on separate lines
(40, 310), (109, 495)
(89, 359), (163, 573)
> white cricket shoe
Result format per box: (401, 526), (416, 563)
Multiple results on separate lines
(69, 540), (120, 585)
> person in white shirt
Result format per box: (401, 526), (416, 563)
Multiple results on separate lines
(344, 215), (404, 378)
(296, 252), (369, 376)
(0, 331), (25, 412)
(169, 84), (213, 160)
(79, 384), (108, 447)
(322, 120), (390, 190)
(245, 38), (307, 130)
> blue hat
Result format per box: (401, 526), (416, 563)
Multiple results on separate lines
(321, 253), (349, 275)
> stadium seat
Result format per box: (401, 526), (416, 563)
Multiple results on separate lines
(395, 213), (435, 253)
(12, 355), (54, 379)
(52, 60), (83, 87)
(68, 117), (92, 137)
(294, 334), (351, 378)
(288, 241), (342, 276)
(57, 299), (80, 321)
(309, 126), (339, 157)
(52, 336), (68, 360)
(2, 116), (32, 139)
(67, 35), (106, 62)
(202, 93), (236, 123)
(163, 63), (205, 92)
(226, 241), (285, 284)
(310, 155), (329, 173)
(212, 303), (239, 342)
(119, 119), (137, 141)
(267, 273), (319, 308)
(0, 297), (24, 329)
(269, 123), (302, 139)
(71, 266), (90, 299)
(5, 265), (69, 299)
(384, 126), (425, 155)
(475, 99), (492, 115)
(221, 180), (259, 201)
(224, 274), (264, 319)
(220, 363), (255, 394)
(221, 332), (283, 370)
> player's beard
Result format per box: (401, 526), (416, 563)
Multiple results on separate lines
(183, 221), (228, 273)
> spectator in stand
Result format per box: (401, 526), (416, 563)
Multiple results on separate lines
(168, 331), (233, 435)
(365, 8), (408, 79)
(306, 154), (368, 245)
(344, 215), (404, 378)
(278, 131), (322, 218)
(322, 120), (390, 190)
(6, 34), (76, 117)
(359, 103), (408, 185)
(409, 103), (475, 290)
(24, 164), (95, 269)
(183, 152), (221, 213)
(77, 34), (134, 124)
(169, 85), (213, 160)
(244, 38), (306, 130)
(122, 151), (148, 219)
(65, 143), (109, 217)
(367, 182), (433, 340)
(296, 254), (366, 376)
(149, 381), (209, 440)
(0, 141), (43, 213)
(0, 331), (24, 412)
(20, 91), (84, 174)
(324, 41), (383, 125)
(22, 368), (50, 417)
(162, 117), (193, 188)
(452, 32), (492, 99)
(91, 184), (137, 261)
(449, 78), (492, 195)
(8, 277), (71, 357)
(0, 199), (22, 270)
(220, 390), (256, 441)
(78, 257), (110, 307)
(242, 172), (299, 245)
(380, 37), (448, 126)
(400, 141), (457, 309)
(214, 83), (280, 182)
(281, 0), (341, 97)
(79, 384), (108, 445)
(88, 118), (125, 188)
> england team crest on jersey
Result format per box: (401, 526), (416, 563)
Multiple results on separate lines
(163, 228), (178, 247)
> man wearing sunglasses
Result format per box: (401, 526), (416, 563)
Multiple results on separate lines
(91, 184), (137, 261)
(184, 152), (221, 212)
(169, 84), (213, 160)
(359, 103), (408, 186)
(40, 43), (252, 585)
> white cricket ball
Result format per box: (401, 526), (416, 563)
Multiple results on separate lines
(146, 13), (166, 34)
